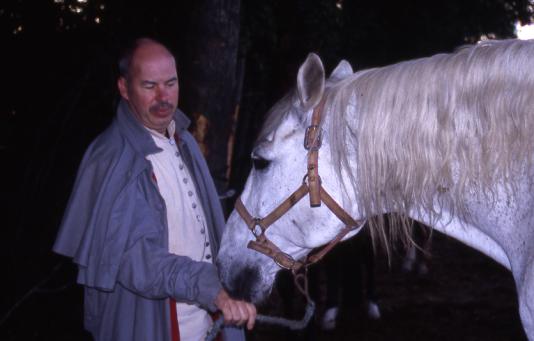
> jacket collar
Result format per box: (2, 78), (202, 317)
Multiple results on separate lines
(116, 99), (191, 156)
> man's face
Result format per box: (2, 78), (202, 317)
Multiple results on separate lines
(118, 43), (179, 134)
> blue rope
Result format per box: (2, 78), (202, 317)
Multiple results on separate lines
(205, 300), (315, 341)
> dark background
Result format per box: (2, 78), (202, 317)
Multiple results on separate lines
(1, 0), (532, 340)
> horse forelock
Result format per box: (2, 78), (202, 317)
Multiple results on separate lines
(254, 92), (298, 148)
(326, 39), (534, 242)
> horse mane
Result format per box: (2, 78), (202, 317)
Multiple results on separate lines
(327, 39), (534, 245)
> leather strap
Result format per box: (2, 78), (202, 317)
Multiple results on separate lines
(319, 187), (359, 227)
(306, 97), (326, 207)
(258, 184), (309, 229)
(306, 223), (359, 264)
(248, 235), (305, 270)
(235, 183), (309, 233)
(235, 184), (310, 271)
(235, 182), (365, 272)
(235, 198), (256, 230)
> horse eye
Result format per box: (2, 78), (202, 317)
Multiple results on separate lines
(252, 156), (271, 171)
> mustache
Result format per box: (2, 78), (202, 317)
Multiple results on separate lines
(149, 101), (174, 113)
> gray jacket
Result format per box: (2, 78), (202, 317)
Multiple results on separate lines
(53, 100), (244, 341)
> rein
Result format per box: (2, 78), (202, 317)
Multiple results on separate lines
(206, 271), (315, 341)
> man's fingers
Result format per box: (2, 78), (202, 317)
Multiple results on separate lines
(222, 301), (256, 327)
(236, 303), (248, 326)
(245, 303), (257, 330)
(214, 289), (257, 329)
(227, 301), (244, 325)
(223, 303), (236, 324)
(221, 301), (241, 324)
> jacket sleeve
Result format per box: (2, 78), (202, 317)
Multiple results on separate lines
(114, 173), (222, 311)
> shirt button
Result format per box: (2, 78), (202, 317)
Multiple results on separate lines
(179, 164), (184, 170)
(205, 254), (212, 260)
(183, 178), (188, 184)
(205, 242), (210, 247)
(188, 191), (193, 197)
(192, 203), (197, 209)
(200, 228), (205, 234)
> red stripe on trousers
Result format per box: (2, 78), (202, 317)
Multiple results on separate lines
(169, 298), (180, 341)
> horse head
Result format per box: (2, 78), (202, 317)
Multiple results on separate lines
(217, 54), (363, 303)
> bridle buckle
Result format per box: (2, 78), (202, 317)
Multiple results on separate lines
(273, 251), (297, 270)
(304, 125), (322, 151)
(251, 218), (263, 237)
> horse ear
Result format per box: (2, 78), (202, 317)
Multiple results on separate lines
(329, 60), (353, 82)
(296, 53), (325, 112)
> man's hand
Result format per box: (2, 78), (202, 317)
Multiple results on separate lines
(214, 289), (257, 330)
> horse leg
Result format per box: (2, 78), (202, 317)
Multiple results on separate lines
(320, 248), (341, 330)
(402, 222), (432, 275)
(402, 221), (420, 273)
(361, 230), (381, 320)
(402, 244), (417, 272)
(518, 254), (534, 340)
(415, 223), (432, 275)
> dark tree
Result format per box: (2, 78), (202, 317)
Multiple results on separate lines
(178, 0), (242, 199)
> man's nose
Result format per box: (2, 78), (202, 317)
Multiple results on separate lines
(155, 86), (169, 101)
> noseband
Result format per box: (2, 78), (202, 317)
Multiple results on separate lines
(235, 96), (367, 273)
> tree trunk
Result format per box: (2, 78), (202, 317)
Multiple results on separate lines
(178, 0), (241, 201)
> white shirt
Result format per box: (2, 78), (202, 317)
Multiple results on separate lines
(145, 120), (214, 341)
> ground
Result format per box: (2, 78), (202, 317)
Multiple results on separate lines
(0, 232), (527, 340)
(247, 232), (527, 341)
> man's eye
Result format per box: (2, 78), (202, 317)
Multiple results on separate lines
(252, 157), (271, 171)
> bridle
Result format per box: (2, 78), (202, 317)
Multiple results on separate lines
(234, 96), (367, 275)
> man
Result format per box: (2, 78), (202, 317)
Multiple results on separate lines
(53, 38), (256, 341)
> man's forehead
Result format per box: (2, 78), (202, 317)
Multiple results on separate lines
(132, 54), (177, 79)
(134, 56), (176, 71)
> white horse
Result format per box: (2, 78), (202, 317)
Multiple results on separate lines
(217, 39), (534, 339)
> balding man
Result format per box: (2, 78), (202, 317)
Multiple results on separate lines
(54, 38), (255, 341)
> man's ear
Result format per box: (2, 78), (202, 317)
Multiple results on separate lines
(117, 77), (129, 100)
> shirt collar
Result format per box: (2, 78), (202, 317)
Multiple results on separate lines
(145, 119), (176, 143)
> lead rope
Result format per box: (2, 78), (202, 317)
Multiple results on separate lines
(205, 268), (316, 341)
